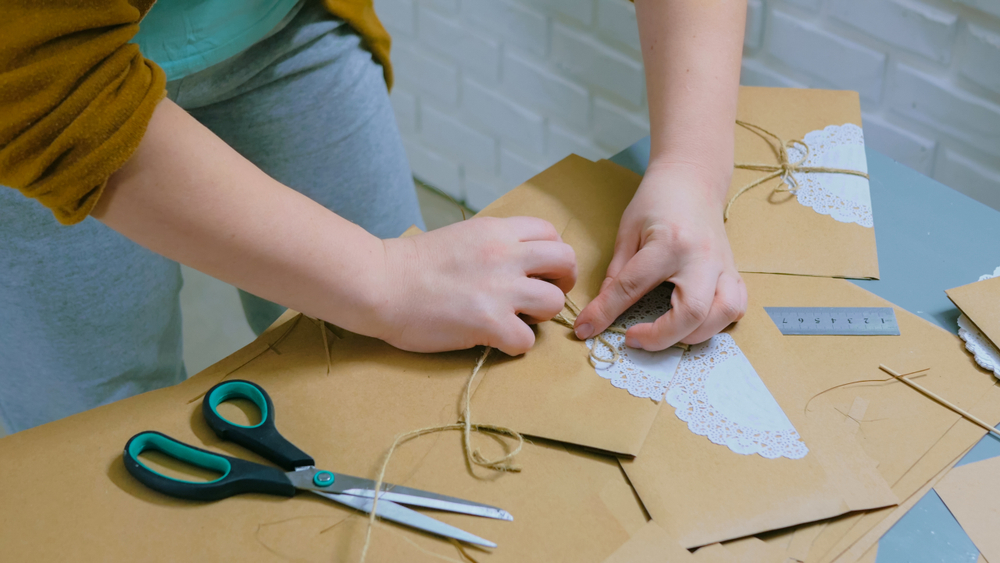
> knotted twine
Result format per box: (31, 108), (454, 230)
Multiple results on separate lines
(356, 296), (644, 562)
(724, 120), (870, 221)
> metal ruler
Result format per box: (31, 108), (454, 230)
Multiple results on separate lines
(765, 307), (900, 335)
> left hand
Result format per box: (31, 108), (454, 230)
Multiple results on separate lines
(573, 162), (747, 350)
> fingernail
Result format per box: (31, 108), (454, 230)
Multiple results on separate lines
(575, 324), (593, 339)
(625, 336), (641, 349)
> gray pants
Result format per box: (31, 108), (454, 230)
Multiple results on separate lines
(0, 2), (423, 432)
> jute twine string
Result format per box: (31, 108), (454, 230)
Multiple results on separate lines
(724, 119), (870, 221)
(550, 295), (628, 366)
(359, 346), (523, 563)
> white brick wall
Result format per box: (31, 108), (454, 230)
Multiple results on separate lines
(377, 0), (1000, 212)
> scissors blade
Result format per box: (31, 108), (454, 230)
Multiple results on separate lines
(339, 487), (513, 521)
(311, 491), (497, 548)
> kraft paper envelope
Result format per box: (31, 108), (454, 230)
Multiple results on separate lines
(936, 458), (1000, 563)
(0, 313), (651, 562)
(736, 273), (1000, 563)
(621, 293), (897, 548)
(467, 155), (665, 456)
(948, 275), (1000, 349)
(726, 87), (878, 280)
(602, 521), (697, 563)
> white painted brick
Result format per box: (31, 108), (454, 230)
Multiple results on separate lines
(500, 147), (546, 187)
(745, 0), (765, 51)
(418, 0), (458, 14)
(740, 59), (806, 88)
(954, 0), (1000, 19)
(462, 78), (545, 153)
(861, 114), (936, 174)
(418, 7), (500, 82)
(961, 24), (1000, 95)
(524, 0), (594, 26)
(464, 0), (548, 56)
(829, 0), (958, 63)
(375, 0), (416, 36)
(593, 97), (649, 152)
(889, 63), (1000, 156)
(936, 149), (1000, 211)
(552, 22), (645, 107)
(463, 171), (510, 211)
(393, 47), (459, 106)
(389, 88), (418, 134)
(547, 122), (606, 162)
(403, 139), (464, 200)
(597, 0), (640, 52)
(421, 105), (497, 172)
(767, 10), (887, 102)
(502, 52), (590, 131)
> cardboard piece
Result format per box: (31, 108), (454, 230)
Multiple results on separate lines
(736, 272), (1000, 563)
(948, 276), (1000, 348)
(726, 87), (878, 280)
(468, 155), (663, 456)
(931, 456), (1000, 563)
(602, 521), (697, 563)
(621, 291), (897, 548)
(0, 314), (649, 561)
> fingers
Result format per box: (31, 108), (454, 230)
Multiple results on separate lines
(503, 216), (562, 242)
(678, 273), (747, 345)
(520, 241), (577, 293)
(515, 278), (567, 324)
(489, 317), (536, 356)
(624, 265), (721, 351)
(573, 246), (668, 339)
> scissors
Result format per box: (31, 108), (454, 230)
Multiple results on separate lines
(123, 380), (512, 548)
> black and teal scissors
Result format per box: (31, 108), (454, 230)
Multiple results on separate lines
(123, 380), (511, 548)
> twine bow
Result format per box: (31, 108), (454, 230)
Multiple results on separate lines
(723, 120), (870, 221)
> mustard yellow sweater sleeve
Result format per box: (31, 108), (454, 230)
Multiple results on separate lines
(0, 0), (167, 225)
(0, 0), (393, 226)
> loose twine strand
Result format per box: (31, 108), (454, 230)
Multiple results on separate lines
(723, 119), (870, 221)
(357, 294), (668, 561)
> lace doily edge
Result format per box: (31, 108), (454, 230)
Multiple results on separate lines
(957, 315), (1000, 378)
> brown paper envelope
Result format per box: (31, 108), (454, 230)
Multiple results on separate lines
(0, 314), (648, 562)
(621, 297), (896, 548)
(922, 456), (1000, 563)
(726, 87), (878, 280)
(694, 544), (740, 563)
(469, 155), (665, 456)
(602, 521), (697, 563)
(739, 273), (1000, 490)
(948, 275), (1000, 348)
(722, 536), (790, 563)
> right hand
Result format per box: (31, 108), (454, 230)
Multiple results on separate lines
(377, 216), (577, 356)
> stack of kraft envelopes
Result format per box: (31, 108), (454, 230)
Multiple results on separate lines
(2, 86), (998, 563)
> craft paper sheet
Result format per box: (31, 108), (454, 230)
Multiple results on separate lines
(468, 156), (666, 456)
(725, 87), (879, 279)
(935, 456), (1000, 563)
(738, 273), (1000, 563)
(621, 294), (896, 548)
(0, 313), (651, 562)
(948, 267), (1000, 378)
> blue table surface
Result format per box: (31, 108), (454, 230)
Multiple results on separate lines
(611, 139), (1000, 563)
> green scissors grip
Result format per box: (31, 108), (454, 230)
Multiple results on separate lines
(123, 431), (295, 501)
(202, 381), (314, 471)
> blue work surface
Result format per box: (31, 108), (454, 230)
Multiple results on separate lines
(611, 139), (1000, 562)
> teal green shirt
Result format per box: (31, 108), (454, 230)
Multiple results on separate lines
(133, 0), (303, 81)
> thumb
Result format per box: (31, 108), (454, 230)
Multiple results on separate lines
(574, 248), (662, 339)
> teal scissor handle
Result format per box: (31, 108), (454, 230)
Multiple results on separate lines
(123, 431), (296, 501)
(202, 380), (314, 471)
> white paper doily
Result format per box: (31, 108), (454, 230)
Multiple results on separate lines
(665, 334), (808, 459)
(586, 285), (683, 401)
(957, 266), (1000, 378)
(786, 123), (872, 228)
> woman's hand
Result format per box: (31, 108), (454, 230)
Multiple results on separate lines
(378, 216), (577, 356)
(573, 163), (746, 350)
